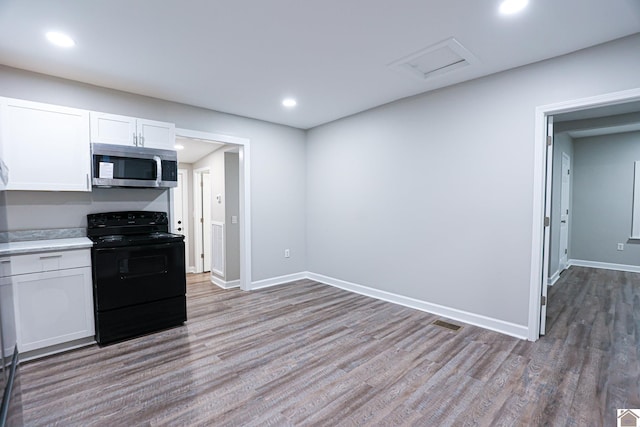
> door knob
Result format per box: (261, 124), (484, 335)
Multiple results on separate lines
(178, 220), (182, 224)
(178, 228), (182, 231)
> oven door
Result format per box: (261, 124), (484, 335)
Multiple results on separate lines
(92, 242), (186, 311)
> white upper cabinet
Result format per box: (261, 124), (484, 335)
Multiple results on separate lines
(89, 112), (136, 146)
(0, 97), (91, 192)
(90, 112), (175, 150)
(136, 118), (176, 150)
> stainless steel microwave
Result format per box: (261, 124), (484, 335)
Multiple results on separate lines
(91, 143), (178, 188)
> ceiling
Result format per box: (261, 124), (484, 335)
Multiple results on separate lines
(0, 1), (638, 130)
(175, 137), (224, 164)
(555, 100), (640, 139)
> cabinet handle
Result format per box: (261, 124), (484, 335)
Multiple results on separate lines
(0, 259), (10, 264)
(86, 173), (90, 190)
(39, 254), (63, 259)
(133, 132), (138, 146)
(139, 134), (144, 147)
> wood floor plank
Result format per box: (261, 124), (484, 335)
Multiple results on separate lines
(6, 267), (640, 426)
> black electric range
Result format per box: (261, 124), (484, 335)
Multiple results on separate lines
(87, 211), (187, 345)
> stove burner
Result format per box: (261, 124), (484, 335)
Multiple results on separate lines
(99, 235), (125, 243)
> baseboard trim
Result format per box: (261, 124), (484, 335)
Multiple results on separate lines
(210, 274), (240, 289)
(306, 272), (528, 340)
(568, 259), (640, 273)
(19, 337), (95, 363)
(548, 270), (561, 286)
(251, 272), (309, 290)
(187, 266), (196, 274)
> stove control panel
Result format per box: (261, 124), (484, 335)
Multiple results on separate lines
(88, 211), (168, 228)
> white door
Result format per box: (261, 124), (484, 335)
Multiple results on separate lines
(559, 153), (571, 271)
(540, 116), (554, 336)
(174, 169), (189, 272)
(202, 172), (212, 273)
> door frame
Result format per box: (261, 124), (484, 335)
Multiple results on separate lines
(175, 168), (190, 272)
(174, 128), (252, 291)
(528, 87), (640, 341)
(193, 167), (211, 274)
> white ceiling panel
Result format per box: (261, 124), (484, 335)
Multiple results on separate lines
(0, 0), (638, 129)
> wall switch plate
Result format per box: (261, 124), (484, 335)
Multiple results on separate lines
(284, 249), (290, 258)
(617, 243), (624, 251)
(231, 215), (238, 224)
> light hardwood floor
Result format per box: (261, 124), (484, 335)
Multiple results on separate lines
(6, 267), (640, 426)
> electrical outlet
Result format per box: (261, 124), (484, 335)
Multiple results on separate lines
(617, 243), (624, 251)
(284, 249), (290, 258)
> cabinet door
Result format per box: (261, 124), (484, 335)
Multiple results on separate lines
(13, 267), (94, 352)
(90, 111), (136, 146)
(0, 276), (16, 359)
(0, 98), (91, 191)
(137, 118), (175, 150)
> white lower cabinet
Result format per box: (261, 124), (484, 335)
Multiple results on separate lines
(8, 249), (94, 354)
(0, 276), (16, 358)
(13, 268), (94, 352)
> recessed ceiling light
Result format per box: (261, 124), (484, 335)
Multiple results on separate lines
(45, 31), (75, 48)
(174, 144), (184, 150)
(499, 0), (528, 15)
(282, 98), (297, 108)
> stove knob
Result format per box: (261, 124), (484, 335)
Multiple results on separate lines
(154, 212), (167, 224)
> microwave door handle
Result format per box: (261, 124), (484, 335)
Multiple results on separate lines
(154, 155), (162, 186)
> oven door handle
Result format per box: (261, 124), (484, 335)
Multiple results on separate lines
(120, 270), (168, 280)
(93, 242), (182, 253)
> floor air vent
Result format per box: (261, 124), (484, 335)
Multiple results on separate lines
(432, 319), (462, 332)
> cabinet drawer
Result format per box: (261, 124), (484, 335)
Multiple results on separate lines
(0, 257), (10, 278)
(10, 249), (91, 275)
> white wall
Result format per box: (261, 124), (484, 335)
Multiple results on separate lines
(225, 152), (241, 281)
(571, 131), (640, 265)
(306, 34), (640, 329)
(0, 65), (307, 282)
(192, 146), (237, 281)
(4, 188), (169, 230)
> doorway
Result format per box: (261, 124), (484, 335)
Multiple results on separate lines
(529, 88), (640, 341)
(172, 128), (252, 291)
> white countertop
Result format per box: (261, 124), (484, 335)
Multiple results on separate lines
(0, 237), (93, 256)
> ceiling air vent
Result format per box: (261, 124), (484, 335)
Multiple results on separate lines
(388, 38), (478, 81)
